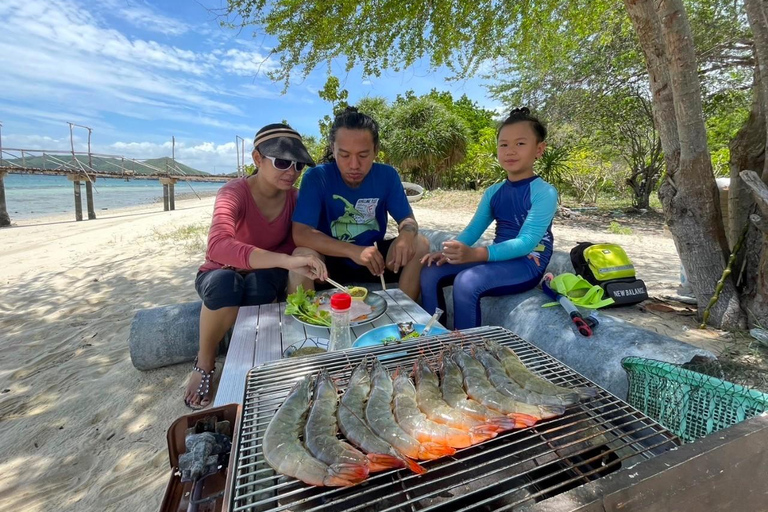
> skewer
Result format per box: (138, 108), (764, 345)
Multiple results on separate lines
(374, 241), (387, 291)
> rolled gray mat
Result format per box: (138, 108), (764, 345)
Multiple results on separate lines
(442, 288), (713, 399)
(129, 301), (229, 371)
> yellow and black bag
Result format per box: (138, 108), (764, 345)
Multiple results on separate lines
(570, 242), (648, 306)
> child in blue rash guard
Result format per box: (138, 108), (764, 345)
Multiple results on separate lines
(420, 108), (558, 329)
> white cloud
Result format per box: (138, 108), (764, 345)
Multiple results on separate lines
(109, 1), (191, 36)
(219, 48), (278, 76)
(109, 139), (240, 173)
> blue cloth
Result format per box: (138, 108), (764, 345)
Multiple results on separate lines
(292, 161), (413, 248)
(420, 259), (543, 329)
(456, 176), (558, 264)
(421, 175), (558, 329)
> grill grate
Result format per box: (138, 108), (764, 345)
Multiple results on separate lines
(230, 326), (680, 512)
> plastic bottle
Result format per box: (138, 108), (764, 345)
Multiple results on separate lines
(328, 293), (353, 351)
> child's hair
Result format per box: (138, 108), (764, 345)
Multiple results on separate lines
(497, 107), (547, 143)
(321, 106), (380, 163)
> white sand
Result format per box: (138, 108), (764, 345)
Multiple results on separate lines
(0, 196), (724, 511)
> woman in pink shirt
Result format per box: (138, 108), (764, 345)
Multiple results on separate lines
(185, 123), (327, 409)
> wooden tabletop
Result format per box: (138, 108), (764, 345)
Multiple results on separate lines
(213, 288), (435, 407)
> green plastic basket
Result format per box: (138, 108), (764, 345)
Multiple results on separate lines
(622, 356), (768, 443)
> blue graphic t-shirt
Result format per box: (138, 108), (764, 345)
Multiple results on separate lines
(457, 175), (558, 265)
(293, 161), (413, 248)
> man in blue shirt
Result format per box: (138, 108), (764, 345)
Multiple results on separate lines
(290, 107), (429, 300)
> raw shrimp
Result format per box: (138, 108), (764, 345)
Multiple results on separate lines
(450, 346), (565, 422)
(262, 375), (366, 486)
(474, 346), (580, 407)
(393, 368), (494, 448)
(337, 360), (426, 474)
(439, 349), (533, 428)
(305, 369), (370, 480)
(485, 339), (597, 400)
(413, 357), (515, 433)
(365, 359), (455, 461)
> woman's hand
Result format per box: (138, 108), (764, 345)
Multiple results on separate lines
(420, 251), (448, 267)
(286, 254), (328, 281)
(441, 240), (488, 265)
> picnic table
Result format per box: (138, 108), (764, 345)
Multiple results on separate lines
(213, 288), (435, 407)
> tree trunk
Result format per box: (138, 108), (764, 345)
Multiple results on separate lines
(0, 172), (10, 227)
(738, 0), (768, 327)
(625, 0), (744, 328)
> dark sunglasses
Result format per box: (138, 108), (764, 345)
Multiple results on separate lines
(264, 155), (306, 172)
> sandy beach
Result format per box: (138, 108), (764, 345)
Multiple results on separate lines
(0, 195), (724, 511)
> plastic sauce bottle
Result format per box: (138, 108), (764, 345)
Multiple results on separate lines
(328, 292), (353, 351)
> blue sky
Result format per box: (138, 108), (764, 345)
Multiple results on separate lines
(0, 0), (500, 174)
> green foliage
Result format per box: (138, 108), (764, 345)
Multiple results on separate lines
(448, 126), (503, 189)
(535, 145), (570, 191)
(561, 147), (615, 204)
(384, 97), (469, 189)
(284, 285), (331, 326)
(608, 221), (633, 235)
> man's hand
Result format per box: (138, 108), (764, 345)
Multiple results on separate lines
(352, 245), (386, 276)
(441, 240), (488, 265)
(388, 233), (416, 273)
(285, 254), (328, 281)
(420, 251), (448, 267)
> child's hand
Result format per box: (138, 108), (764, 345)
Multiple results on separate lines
(441, 240), (487, 264)
(421, 251), (448, 267)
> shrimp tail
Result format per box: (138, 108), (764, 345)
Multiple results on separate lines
(469, 424), (504, 437)
(418, 442), (456, 460)
(507, 413), (539, 427)
(486, 417), (520, 432)
(326, 462), (370, 486)
(576, 387), (598, 400)
(366, 453), (427, 474)
(539, 405), (566, 419)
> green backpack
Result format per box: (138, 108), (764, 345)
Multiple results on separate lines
(570, 242), (648, 306)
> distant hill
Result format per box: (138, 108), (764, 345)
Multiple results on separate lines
(1, 154), (210, 176)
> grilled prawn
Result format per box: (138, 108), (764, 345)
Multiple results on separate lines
(393, 368), (495, 448)
(263, 375), (367, 486)
(450, 345), (565, 422)
(485, 339), (597, 401)
(337, 360), (426, 474)
(413, 357), (515, 433)
(305, 369), (370, 480)
(366, 359), (455, 461)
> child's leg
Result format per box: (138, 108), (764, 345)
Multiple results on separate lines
(453, 258), (543, 330)
(420, 261), (480, 325)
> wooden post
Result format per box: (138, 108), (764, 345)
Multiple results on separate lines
(85, 178), (96, 220)
(68, 174), (83, 221)
(160, 177), (178, 211)
(0, 170), (10, 227)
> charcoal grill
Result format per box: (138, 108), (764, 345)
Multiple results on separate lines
(229, 326), (680, 512)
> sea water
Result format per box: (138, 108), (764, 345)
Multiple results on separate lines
(3, 174), (226, 220)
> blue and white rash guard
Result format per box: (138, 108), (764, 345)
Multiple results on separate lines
(456, 175), (558, 264)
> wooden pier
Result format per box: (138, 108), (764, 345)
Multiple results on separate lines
(0, 146), (233, 226)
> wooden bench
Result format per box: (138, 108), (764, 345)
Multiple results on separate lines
(213, 288), (434, 407)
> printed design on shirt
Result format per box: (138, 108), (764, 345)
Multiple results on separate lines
(330, 195), (380, 242)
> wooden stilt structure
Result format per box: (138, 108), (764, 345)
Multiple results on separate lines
(0, 170), (10, 227)
(68, 173), (83, 221)
(160, 177), (178, 211)
(85, 178), (96, 220)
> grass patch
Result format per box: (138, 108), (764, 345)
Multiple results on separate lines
(152, 222), (209, 253)
(608, 221), (633, 235)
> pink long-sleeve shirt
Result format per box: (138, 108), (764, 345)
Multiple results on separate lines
(199, 178), (297, 273)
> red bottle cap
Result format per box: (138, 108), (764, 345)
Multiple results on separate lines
(330, 293), (352, 311)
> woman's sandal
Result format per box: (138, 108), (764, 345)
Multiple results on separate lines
(185, 358), (216, 410)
